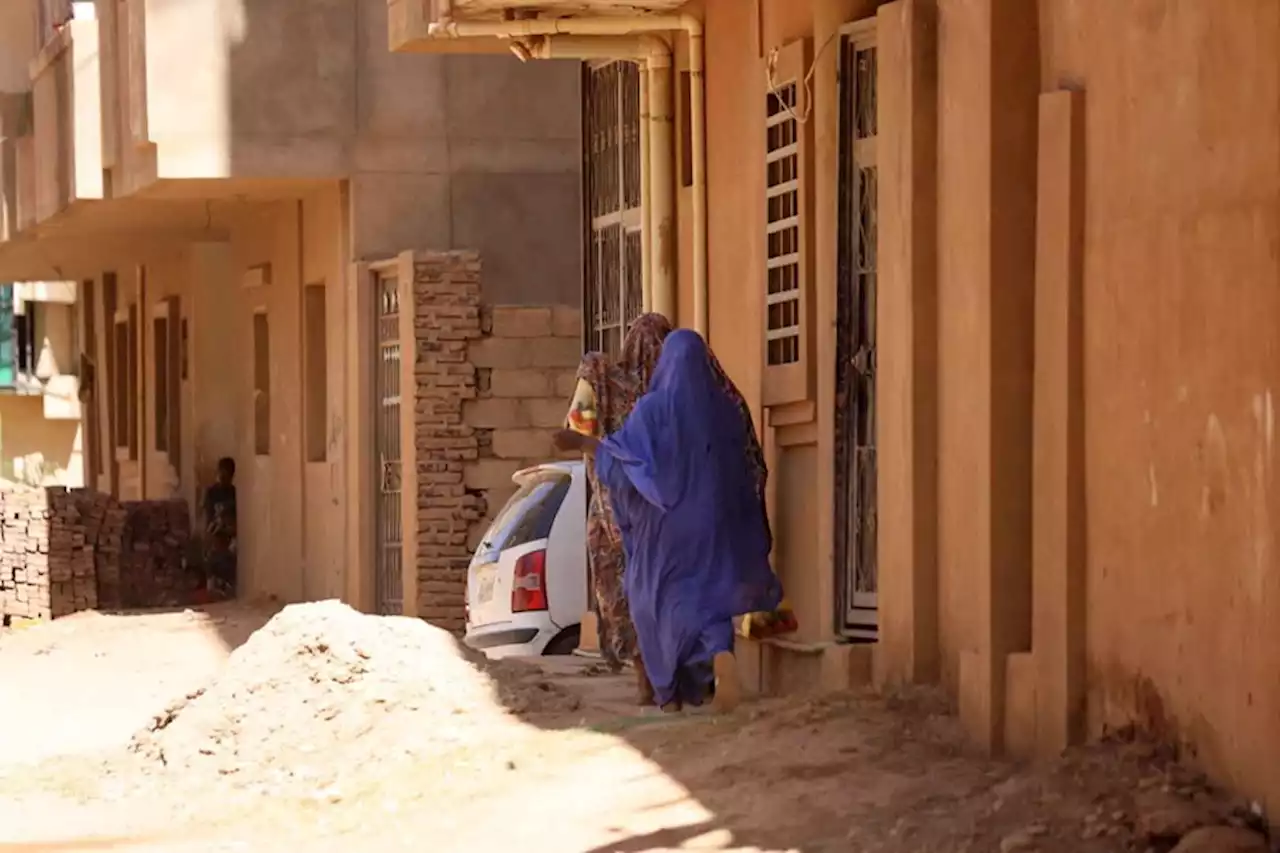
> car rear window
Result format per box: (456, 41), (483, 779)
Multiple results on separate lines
(483, 471), (572, 553)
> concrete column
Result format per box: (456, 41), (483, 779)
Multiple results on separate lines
(188, 243), (236, 486)
(1031, 89), (1087, 758)
(396, 251), (420, 621)
(345, 260), (375, 613)
(874, 0), (940, 687)
(939, 0), (1039, 755)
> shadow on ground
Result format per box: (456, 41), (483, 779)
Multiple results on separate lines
(0, 602), (1263, 853)
(490, 653), (1263, 853)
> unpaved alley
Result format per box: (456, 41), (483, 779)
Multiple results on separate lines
(0, 603), (1267, 853)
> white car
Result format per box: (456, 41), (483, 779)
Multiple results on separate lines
(464, 460), (588, 659)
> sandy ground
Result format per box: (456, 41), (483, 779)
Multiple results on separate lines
(0, 603), (1268, 853)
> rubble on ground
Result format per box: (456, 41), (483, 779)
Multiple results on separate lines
(128, 601), (579, 795)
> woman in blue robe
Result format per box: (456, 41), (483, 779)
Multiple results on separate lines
(555, 330), (782, 712)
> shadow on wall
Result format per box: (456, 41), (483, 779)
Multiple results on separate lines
(0, 395), (80, 485)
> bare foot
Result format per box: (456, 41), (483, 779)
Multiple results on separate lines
(635, 656), (656, 706)
(712, 651), (741, 714)
(661, 700), (683, 714)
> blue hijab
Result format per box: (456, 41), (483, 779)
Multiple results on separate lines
(595, 330), (782, 707)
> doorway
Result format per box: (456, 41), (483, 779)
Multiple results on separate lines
(834, 22), (879, 639)
(373, 269), (403, 616)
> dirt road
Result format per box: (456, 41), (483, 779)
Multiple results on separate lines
(0, 604), (1264, 852)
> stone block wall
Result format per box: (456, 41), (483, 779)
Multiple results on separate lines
(407, 251), (581, 630)
(466, 304), (581, 542)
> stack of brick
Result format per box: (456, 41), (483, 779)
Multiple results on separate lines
(118, 499), (194, 609)
(0, 485), (197, 623)
(411, 251), (486, 631)
(90, 495), (127, 610)
(0, 485), (97, 621)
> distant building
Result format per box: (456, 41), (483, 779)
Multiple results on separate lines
(0, 0), (583, 609)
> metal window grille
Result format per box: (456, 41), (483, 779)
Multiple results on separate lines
(583, 61), (644, 358)
(835, 24), (880, 638)
(373, 271), (403, 616)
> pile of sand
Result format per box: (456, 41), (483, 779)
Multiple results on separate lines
(129, 601), (579, 793)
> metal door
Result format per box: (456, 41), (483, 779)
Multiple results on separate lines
(373, 270), (403, 615)
(835, 24), (879, 638)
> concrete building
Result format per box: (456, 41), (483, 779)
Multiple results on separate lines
(388, 0), (1280, 815)
(0, 0), (583, 613)
(0, 279), (84, 485)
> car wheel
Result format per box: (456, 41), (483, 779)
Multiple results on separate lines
(542, 626), (582, 656)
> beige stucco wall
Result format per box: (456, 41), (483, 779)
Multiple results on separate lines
(0, 3), (35, 93)
(1039, 0), (1280, 808)
(0, 395), (81, 486)
(687, 0), (885, 656)
(61, 185), (348, 607)
(688, 0), (1280, 814)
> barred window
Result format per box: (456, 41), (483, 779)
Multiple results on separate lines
(583, 61), (644, 358)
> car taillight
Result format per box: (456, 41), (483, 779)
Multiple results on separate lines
(512, 549), (548, 613)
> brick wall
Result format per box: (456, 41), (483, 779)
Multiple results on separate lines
(406, 251), (580, 630)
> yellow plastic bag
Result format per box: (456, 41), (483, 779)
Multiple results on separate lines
(739, 598), (799, 640)
(566, 377), (600, 437)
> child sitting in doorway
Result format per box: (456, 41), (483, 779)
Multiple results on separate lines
(203, 457), (238, 598)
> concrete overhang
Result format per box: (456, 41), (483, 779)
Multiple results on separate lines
(388, 0), (688, 53)
(14, 280), (76, 305)
(0, 195), (261, 282)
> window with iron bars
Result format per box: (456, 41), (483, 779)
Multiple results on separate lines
(582, 60), (644, 358)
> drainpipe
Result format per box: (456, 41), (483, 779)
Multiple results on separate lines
(646, 52), (675, 321)
(529, 36), (672, 316)
(434, 16), (707, 336)
(529, 34), (675, 321)
(639, 69), (652, 312)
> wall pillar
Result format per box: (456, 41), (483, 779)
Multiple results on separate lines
(1031, 89), (1087, 758)
(345, 260), (375, 613)
(938, 0), (1039, 754)
(874, 0), (940, 687)
(401, 250), (484, 631)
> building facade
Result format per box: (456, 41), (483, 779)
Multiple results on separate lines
(0, 279), (84, 485)
(389, 0), (1280, 814)
(0, 0), (583, 611)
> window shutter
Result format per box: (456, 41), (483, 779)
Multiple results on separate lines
(763, 39), (815, 408)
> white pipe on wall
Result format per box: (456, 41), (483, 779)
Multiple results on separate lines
(530, 34), (663, 61)
(688, 28), (707, 336)
(433, 15), (708, 336)
(530, 33), (677, 323)
(646, 53), (675, 321)
(639, 65), (652, 312)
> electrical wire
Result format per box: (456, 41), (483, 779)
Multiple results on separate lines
(765, 32), (838, 126)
